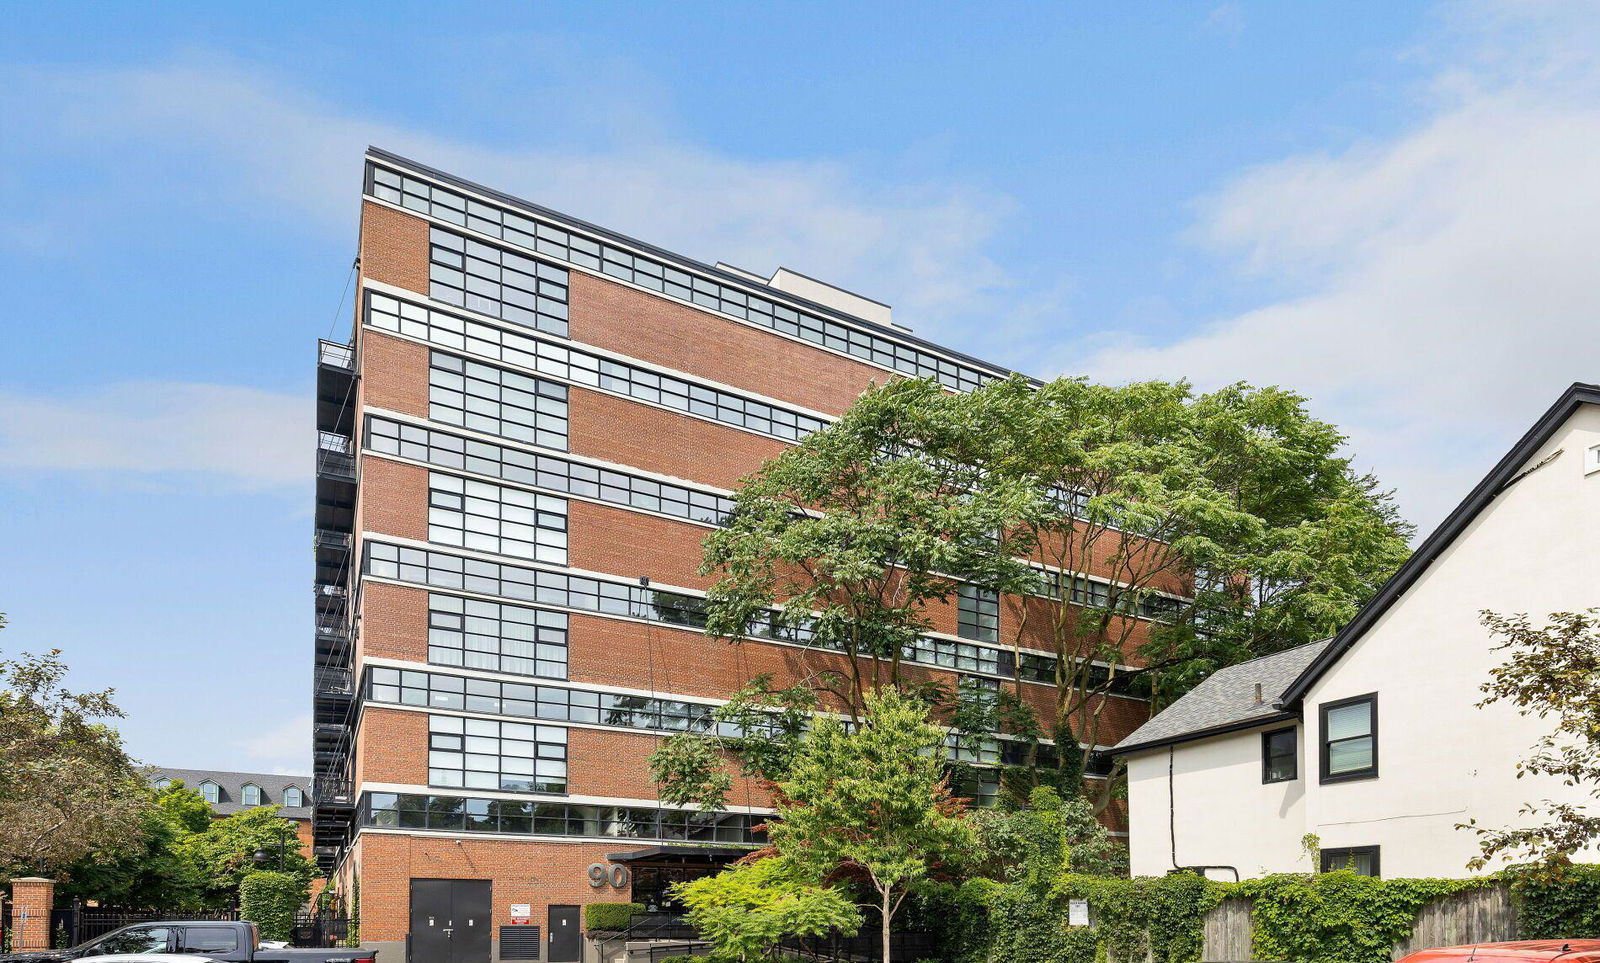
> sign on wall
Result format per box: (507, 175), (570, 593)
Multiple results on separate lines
(587, 862), (630, 888)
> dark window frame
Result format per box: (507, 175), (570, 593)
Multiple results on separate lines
(1319, 844), (1381, 877)
(1261, 727), (1297, 784)
(1319, 692), (1379, 784)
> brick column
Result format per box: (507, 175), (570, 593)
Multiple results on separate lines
(9, 878), (55, 951)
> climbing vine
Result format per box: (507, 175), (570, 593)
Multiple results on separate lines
(1225, 873), (1486, 963)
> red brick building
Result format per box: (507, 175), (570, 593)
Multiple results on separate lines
(312, 149), (1160, 962)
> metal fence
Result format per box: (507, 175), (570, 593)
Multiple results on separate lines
(48, 907), (353, 949)
(782, 929), (940, 962)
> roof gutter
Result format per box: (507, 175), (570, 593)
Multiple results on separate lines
(1108, 709), (1297, 757)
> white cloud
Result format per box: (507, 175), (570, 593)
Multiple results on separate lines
(240, 713), (311, 776)
(0, 57), (1015, 337)
(0, 382), (307, 489)
(1074, 1), (1600, 531)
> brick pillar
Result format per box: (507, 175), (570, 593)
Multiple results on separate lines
(9, 878), (55, 950)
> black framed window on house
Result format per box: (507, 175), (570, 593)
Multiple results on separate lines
(1319, 693), (1378, 783)
(1261, 727), (1297, 783)
(1320, 845), (1380, 877)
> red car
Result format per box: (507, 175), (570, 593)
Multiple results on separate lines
(1399, 942), (1600, 962)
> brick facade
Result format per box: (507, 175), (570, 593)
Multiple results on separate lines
(319, 154), (1159, 957)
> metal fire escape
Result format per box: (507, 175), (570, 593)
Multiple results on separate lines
(311, 339), (358, 873)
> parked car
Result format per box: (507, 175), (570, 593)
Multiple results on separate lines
(0, 922), (374, 963)
(73, 956), (215, 963)
(1399, 941), (1600, 962)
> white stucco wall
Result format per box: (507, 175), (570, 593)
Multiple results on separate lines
(1126, 722), (1311, 879)
(1125, 403), (1600, 879)
(1302, 405), (1600, 878)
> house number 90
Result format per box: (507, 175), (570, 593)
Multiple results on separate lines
(587, 863), (630, 888)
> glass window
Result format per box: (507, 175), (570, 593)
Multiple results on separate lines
(283, 787), (304, 808)
(87, 927), (172, 955)
(1320, 694), (1377, 782)
(241, 784), (262, 806)
(200, 782), (220, 804)
(183, 927), (240, 954)
(956, 585), (999, 643)
(153, 778), (171, 790)
(1262, 728), (1297, 783)
(1320, 845), (1380, 877)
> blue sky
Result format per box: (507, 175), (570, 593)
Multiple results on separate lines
(3, 0), (1599, 773)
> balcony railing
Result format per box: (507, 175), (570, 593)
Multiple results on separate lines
(318, 340), (355, 371)
(316, 431), (356, 481)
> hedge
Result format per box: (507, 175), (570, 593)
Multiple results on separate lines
(584, 902), (644, 931)
(240, 871), (310, 943)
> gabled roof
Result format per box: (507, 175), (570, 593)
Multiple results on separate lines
(147, 767), (313, 818)
(1278, 381), (1600, 706)
(1109, 640), (1330, 755)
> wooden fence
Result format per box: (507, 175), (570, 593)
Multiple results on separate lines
(1202, 885), (1517, 962)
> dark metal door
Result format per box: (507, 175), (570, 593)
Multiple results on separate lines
(546, 906), (580, 963)
(410, 879), (492, 963)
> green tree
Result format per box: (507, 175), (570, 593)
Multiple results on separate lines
(0, 628), (151, 877)
(969, 786), (1127, 890)
(674, 857), (860, 962)
(768, 687), (976, 963)
(968, 377), (1411, 808)
(58, 784), (212, 909)
(186, 807), (318, 906)
(1464, 609), (1600, 875)
(699, 378), (1046, 718)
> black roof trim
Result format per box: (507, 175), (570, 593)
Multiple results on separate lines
(1106, 710), (1297, 757)
(1279, 381), (1600, 706)
(605, 845), (751, 862)
(365, 147), (1033, 386)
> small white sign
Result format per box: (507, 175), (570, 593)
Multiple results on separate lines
(1068, 899), (1089, 927)
(509, 904), (531, 920)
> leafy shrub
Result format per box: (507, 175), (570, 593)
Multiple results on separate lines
(583, 902), (643, 931)
(1514, 865), (1600, 939)
(1226, 872), (1481, 963)
(240, 870), (310, 942)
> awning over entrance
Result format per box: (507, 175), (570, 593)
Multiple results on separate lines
(605, 845), (749, 864)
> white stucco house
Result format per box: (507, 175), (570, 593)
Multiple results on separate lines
(1111, 382), (1600, 880)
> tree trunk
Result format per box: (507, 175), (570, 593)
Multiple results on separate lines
(881, 888), (893, 963)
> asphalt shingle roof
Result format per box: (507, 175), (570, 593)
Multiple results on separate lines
(146, 767), (314, 818)
(1111, 639), (1331, 755)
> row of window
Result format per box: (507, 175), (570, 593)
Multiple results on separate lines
(366, 162), (1001, 394)
(429, 351), (570, 451)
(1029, 565), (1185, 623)
(428, 593), (569, 679)
(363, 791), (766, 843)
(368, 416), (736, 527)
(428, 228), (570, 336)
(384, 293), (829, 444)
(428, 472), (568, 565)
(427, 715), (567, 793)
(153, 777), (305, 808)
(368, 664), (1079, 784)
(364, 540), (1106, 690)
(369, 665), (775, 738)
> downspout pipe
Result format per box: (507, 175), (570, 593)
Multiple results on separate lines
(1167, 745), (1241, 882)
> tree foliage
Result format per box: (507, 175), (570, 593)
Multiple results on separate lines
(699, 378), (1046, 717)
(1465, 608), (1600, 875)
(768, 687), (976, 963)
(674, 857), (860, 962)
(188, 806), (318, 903)
(57, 784), (212, 909)
(650, 675), (818, 812)
(0, 632), (151, 877)
(969, 786), (1127, 890)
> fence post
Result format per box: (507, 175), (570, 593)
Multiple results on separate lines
(9, 878), (56, 951)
